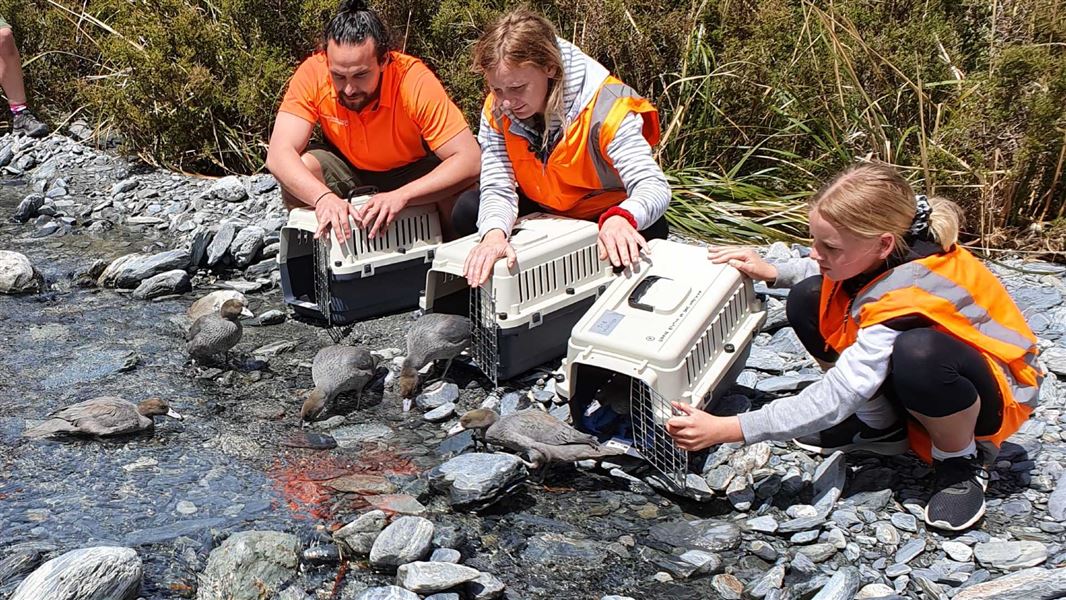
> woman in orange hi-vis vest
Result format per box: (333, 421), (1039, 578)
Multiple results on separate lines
(454, 8), (672, 286)
(666, 163), (1042, 532)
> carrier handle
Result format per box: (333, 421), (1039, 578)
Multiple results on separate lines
(627, 275), (665, 312)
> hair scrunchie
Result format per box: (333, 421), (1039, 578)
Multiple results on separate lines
(908, 194), (932, 237)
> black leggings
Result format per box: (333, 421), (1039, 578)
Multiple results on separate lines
(787, 275), (1005, 436)
(451, 187), (670, 241)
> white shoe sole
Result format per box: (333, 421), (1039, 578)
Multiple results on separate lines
(925, 500), (986, 531)
(792, 437), (910, 456)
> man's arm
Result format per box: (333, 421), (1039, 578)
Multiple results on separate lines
(266, 112), (360, 243)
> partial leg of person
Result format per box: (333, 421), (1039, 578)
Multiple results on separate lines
(786, 275), (908, 455)
(889, 328), (1003, 531)
(450, 186), (541, 239)
(0, 23), (47, 138)
(280, 144), (361, 211)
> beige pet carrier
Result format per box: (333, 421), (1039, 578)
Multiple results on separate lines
(555, 239), (767, 489)
(421, 213), (615, 384)
(279, 196), (442, 328)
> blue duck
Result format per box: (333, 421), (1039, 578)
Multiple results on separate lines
(186, 298), (244, 362)
(301, 344), (378, 421)
(24, 396), (181, 438)
(448, 408), (622, 468)
(399, 313), (472, 398)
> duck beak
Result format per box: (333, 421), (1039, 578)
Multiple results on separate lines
(166, 408), (184, 420)
(446, 422), (466, 436)
(240, 307), (254, 319)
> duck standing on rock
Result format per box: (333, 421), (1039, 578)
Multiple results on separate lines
(301, 344), (378, 421)
(186, 298), (244, 364)
(24, 396), (182, 438)
(398, 313), (472, 399)
(448, 408), (623, 468)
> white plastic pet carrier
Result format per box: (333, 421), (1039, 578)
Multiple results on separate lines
(421, 213), (615, 384)
(556, 239), (767, 489)
(279, 196), (441, 329)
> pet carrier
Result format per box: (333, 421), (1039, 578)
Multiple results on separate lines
(420, 213), (615, 384)
(279, 196), (441, 329)
(555, 239), (767, 490)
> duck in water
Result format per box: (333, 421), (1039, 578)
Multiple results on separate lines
(186, 298), (244, 364)
(398, 313), (472, 402)
(300, 344), (378, 421)
(448, 408), (622, 468)
(24, 396), (182, 438)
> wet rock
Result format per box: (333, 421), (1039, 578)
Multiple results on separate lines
(206, 222), (239, 267)
(427, 453), (526, 509)
(230, 226), (265, 268)
(332, 423), (393, 447)
(197, 531), (299, 600)
(132, 269), (190, 300)
(13, 193), (44, 222)
(423, 402), (455, 422)
(98, 249), (190, 288)
(810, 566), (860, 600)
(974, 541), (1047, 570)
(257, 309), (286, 325)
(369, 516), (434, 571)
(302, 544), (340, 566)
(648, 519), (742, 553)
(0, 251), (42, 294)
(281, 431), (337, 450)
(333, 510), (387, 555)
(953, 566), (1066, 600)
(208, 176), (248, 203)
(354, 586), (419, 600)
(0, 545), (48, 587)
(395, 561), (480, 594)
(521, 533), (607, 569)
(417, 382), (460, 410)
(367, 494), (427, 516)
(466, 572), (505, 600)
(10, 546), (142, 600)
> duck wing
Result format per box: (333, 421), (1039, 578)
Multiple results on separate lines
(505, 411), (600, 448)
(41, 397), (148, 436)
(185, 315), (206, 341)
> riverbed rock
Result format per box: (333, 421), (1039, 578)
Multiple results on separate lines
(98, 249), (190, 288)
(13, 193), (44, 222)
(206, 221), (239, 267)
(230, 225), (265, 268)
(10, 546), (142, 600)
(369, 516), (434, 571)
(954, 566), (1066, 600)
(207, 175), (247, 203)
(354, 586), (419, 600)
(132, 269), (190, 300)
(334, 510), (388, 555)
(974, 541), (1047, 570)
(0, 251), (42, 294)
(395, 561), (481, 594)
(427, 453), (527, 509)
(196, 531), (300, 600)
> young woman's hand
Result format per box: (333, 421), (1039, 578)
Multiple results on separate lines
(463, 229), (517, 287)
(666, 402), (745, 451)
(707, 246), (779, 282)
(598, 215), (648, 268)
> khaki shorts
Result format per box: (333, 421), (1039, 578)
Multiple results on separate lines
(309, 142), (441, 200)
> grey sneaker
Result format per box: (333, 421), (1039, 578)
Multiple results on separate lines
(793, 413), (909, 456)
(13, 110), (48, 138)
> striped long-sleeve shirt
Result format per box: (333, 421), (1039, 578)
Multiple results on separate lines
(476, 38), (671, 238)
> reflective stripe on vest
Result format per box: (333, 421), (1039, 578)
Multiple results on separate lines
(587, 82), (643, 190)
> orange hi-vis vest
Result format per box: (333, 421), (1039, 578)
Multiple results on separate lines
(818, 245), (1043, 463)
(483, 76), (660, 220)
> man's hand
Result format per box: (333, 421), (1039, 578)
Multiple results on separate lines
(463, 229), (517, 287)
(314, 193), (361, 245)
(355, 190), (409, 239)
(598, 215), (648, 268)
(665, 402), (745, 451)
(707, 246), (779, 282)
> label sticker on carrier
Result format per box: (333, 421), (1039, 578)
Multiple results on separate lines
(590, 310), (624, 336)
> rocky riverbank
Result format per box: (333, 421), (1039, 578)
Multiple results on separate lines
(1, 130), (1065, 599)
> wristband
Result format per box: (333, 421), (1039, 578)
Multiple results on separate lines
(312, 190), (333, 207)
(598, 206), (638, 230)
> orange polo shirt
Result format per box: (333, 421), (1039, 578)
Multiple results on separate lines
(279, 51), (468, 172)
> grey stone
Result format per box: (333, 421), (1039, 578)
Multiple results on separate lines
(974, 541), (1047, 570)
(257, 310), (286, 326)
(98, 249), (190, 288)
(895, 538), (927, 564)
(332, 423), (393, 447)
(0, 251), (42, 294)
(890, 513), (918, 533)
(649, 519), (742, 553)
(252, 174), (278, 194)
(333, 510), (387, 555)
(111, 178), (139, 195)
(196, 531), (300, 600)
(429, 548), (461, 564)
(705, 465), (735, 492)
(678, 549), (721, 575)
(424, 595), (460, 600)
(729, 442), (772, 474)
(417, 382), (460, 410)
(812, 451), (846, 515)
(188, 227), (214, 269)
(726, 477), (754, 511)
(10, 546), (142, 600)
(353, 587), (419, 600)
(746, 564), (785, 599)
(521, 533), (607, 569)
(809, 567), (860, 600)
(132, 269), (190, 300)
(790, 530), (820, 544)
(423, 403), (456, 422)
(206, 222), (239, 267)
(14, 193), (44, 222)
(230, 226), (266, 268)
(746, 346), (788, 373)
(885, 563), (912, 577)
(1048, 472), (1066, 521)
(747, 516), (779, 533)
(855, 583), (895, 599)
(796, 543), (837, 563)
(711, 573), (744, 599)
(466, 572), (505, 600)
(755, 373), (821, 393)
(427, 453), (526, 508)
(953, 566), (1066, 600)
(394, 561), (480, 594)
(778, 515), (826, 533)
(208, 175), (248, 202)
(369, 516), (434, 571)
(874, 522), (900, 546)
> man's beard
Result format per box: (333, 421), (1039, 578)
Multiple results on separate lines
(339, 88), (379, 112)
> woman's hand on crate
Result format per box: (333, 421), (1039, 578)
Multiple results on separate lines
(598, 215), (648, 268)
(666, 402), (744, 450)
(356, 190), (409, 240)
(464, 229), (517, 286)
(314, 193), (362, 245)
(707, 246), (779, 283)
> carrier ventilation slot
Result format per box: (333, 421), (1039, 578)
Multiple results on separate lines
(518, 244), (600, 304)
(683, 285), (752, 386)
(313, 236), (333, 325)
(629, 378), (688, 489)
(469, 285), (500, 385)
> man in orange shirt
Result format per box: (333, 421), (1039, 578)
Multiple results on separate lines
(266, 0), (479, 243)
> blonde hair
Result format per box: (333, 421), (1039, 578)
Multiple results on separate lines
(473, 8), (565, 151)
(811, 162), (962, 253)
